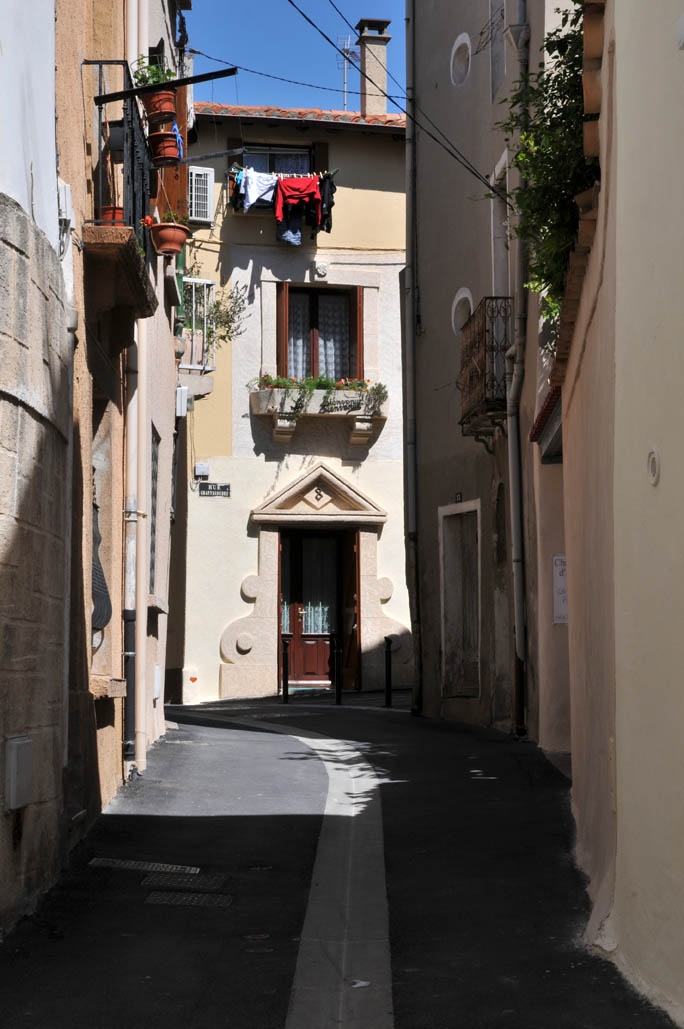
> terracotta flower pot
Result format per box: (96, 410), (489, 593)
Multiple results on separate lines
(140, 88), (177, 125)
(147, 130), (180, 167)
(98, 205), (125, 225)
(149, 222), (192, 256)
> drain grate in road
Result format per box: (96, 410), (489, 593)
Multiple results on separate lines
(145, 891), (233, 908)
(141, 872), (226, 891)
(89, 858), (201, 874)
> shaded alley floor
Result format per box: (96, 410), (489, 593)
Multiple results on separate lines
(0, 693), (676, 1028)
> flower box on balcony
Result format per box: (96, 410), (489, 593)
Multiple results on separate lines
(249, 382), (388, 445)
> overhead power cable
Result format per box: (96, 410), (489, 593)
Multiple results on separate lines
(321, 0), (507, 202)
(188, 48), (403, 101)
(284, 0), (506, 201)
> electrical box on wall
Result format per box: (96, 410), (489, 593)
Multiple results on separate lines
(176, 386), (189, 418)
(5, 736), (33, 811)
(194, 462), (210, 478)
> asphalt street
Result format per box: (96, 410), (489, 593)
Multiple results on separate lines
(0, 692), (676, 1028)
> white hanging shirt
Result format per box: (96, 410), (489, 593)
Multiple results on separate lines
(242, 169), (278, 211)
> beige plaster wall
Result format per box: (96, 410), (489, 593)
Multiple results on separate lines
(179, 116), (410, 701)
(609, 4), (684, 1019)
(560, 0), (617, 951)
(190, 125), (405, 253)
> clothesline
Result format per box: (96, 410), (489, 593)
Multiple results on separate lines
(231, 166), (339, 179)
(230, 166), (337, 246)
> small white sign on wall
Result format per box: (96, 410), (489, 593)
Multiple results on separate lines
(553, 555), (568, 625)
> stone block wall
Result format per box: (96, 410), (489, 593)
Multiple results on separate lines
(0, 194), (70, 932)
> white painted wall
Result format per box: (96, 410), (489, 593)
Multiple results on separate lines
(0, 2), (59, 248)
(182, 246), (411, 702)
(610, 4), (684, 1021)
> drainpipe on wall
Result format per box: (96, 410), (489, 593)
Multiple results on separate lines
(123, 340), (138, 767)
(123, 1), (140, 772)
(506, 2), (530, 736)
(126, 0), (139, 67)
(134, 318), (149, 772)
(404, 0), (424, 714)
(62, 307), (78, 769)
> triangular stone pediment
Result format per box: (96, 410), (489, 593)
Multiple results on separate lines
(251, 463), (387, 525)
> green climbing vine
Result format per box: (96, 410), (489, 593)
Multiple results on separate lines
(498, 2), (599, 328)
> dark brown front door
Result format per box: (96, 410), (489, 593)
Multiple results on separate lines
(280, 530), (359, 688)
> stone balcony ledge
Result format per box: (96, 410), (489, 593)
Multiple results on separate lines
(249, 387), (388, 445)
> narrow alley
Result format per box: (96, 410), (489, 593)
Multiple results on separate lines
(0, 694), (674, 1029)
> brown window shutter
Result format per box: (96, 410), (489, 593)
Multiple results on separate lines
(276, 281), (289, 377)
(351, 286), (364, 378)
(312, 141), (329, 174)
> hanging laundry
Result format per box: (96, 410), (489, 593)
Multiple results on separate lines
(274, 177), (321, 246)
(274, 177), (321, 226)
(276, 202), (305, 246)
(242, 168), (278, 212)
(311, 172), (336, 238)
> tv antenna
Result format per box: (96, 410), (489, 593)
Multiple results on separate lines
(337, 35), (360, 111)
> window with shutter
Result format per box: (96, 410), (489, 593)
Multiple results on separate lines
(276, 284), (364, 381)
(188, 166), (215, 223)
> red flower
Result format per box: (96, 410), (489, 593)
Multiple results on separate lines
(140, 215), (155, 227)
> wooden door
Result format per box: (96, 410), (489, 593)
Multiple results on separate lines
(281, 533), (338, 684)
(341, 530), (361, 690)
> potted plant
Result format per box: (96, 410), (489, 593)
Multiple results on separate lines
(145, 211), (192, 256)
(147, 128), (181, 166)
(132, 55), (177, 125)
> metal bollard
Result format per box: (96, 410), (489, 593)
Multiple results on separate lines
(282, 637), (289, 704)
(384, 636), (393, 707)
(332, 634), (342, 706)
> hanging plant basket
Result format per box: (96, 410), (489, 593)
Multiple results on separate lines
(147, 130), (180, 167)
(149, 222), (192, 256)
(98, 205), (125, 225)
(140, 88), (177, 126)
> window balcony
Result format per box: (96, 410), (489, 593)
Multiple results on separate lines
(458, 296), (512, 442)
(249, 385), (388, 445)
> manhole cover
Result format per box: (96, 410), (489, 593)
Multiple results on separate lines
(146, 892), (233, 908)
(141, 872), (225, 891)
(90, 858), (201, 874)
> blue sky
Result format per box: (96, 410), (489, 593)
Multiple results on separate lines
(185, 0), (406, 112)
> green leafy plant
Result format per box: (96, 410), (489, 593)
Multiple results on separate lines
(248, 373), (388, 421)
(497, 2), (599, 329)
(132, 56), (176, 88)
(161, 209), (190, 227)
(209, 283), (248, 348)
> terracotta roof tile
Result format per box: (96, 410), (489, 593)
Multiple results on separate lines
(193, 101), (405, 129)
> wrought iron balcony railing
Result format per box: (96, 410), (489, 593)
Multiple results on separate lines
(87, 60), (153, 256)
(458, 296), (512, 437)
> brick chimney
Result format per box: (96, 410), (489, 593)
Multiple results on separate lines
(355, 18), (391, 117)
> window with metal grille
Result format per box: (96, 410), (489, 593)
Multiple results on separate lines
(149, 426), (160, 594)
(188, 166), (215, 223)
(181, 278), (216, 371)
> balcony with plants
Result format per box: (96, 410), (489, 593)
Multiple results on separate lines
(84, 57), (191, 323)
(249, 374), (389, 445)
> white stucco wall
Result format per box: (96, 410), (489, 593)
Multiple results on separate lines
(609, 4), (684, 1021)
(0, 2), (59, 248)
(182, 246), (411, 702)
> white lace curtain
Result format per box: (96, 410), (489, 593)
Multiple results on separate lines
(288, 293), (350, 380)
(288, 292), (310, 379)
(318, 294), (349, 380)
(302, 537), (337, 634)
